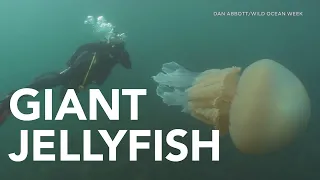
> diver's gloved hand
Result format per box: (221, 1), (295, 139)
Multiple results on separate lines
(118, 50), (131, 69)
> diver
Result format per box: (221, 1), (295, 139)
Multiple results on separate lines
(0, 37), (132, 124)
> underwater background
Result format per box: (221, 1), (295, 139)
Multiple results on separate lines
(0, 0), (319, 179)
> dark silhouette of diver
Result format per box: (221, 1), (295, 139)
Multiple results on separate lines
(0, 39), (131, 124)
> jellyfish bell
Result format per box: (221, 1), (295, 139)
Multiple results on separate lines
(228, 59), (310, 154)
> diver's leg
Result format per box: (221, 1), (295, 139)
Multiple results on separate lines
(0, 73), (62, 125)
(26, 71), (65, 90)
(0, 91), (14, 124)
(0, 69), (69, 125)
(0, 71), (65, 104)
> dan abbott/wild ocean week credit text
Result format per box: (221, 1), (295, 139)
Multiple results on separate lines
(6, 88), (219, 162)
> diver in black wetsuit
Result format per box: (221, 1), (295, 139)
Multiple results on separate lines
(0, 39), (131, 124)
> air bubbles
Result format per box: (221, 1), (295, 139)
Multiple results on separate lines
(93, 16), (114, 33)
(84, 16), (94, 25)
(84, 15), (126, 42)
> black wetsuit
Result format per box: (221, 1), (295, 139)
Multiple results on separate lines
(28, 41), (131, 98)
(0, 41), (131, 124)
